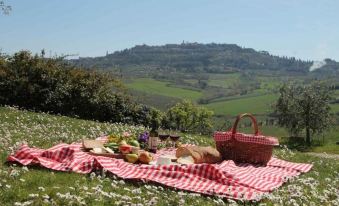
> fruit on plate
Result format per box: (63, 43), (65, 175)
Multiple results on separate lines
(119, 144), (132, 154)
(125, 154), (139, 163)
(119, 140), (127, 146)
(139, 151), (153, 164)
(129, 140), (140, 147)
(131, 147), (140, 154)
(108, 134), (120, 143)
(104, 142), (119, 152)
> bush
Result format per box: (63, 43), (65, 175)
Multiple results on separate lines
(0, 51), (159, 127)
(162, 100), (214, 134)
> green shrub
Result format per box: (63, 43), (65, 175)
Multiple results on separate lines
(163, 100), (214, 134)
(0, 51), (159, 127)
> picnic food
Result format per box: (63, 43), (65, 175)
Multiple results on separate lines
(82, 140), (104, 150)
(129, 140), (140, 147)
(177, 155), (195, 164)
(92, 147), (104, 153)
(119, 140), (127, 146)
(125, 153), (139, 163)
(108, 134), (120, 143)
(104, 142), (119, 152)
(104, 147), (115, 154)
(156, 156), (172, 165)
(176, 146), (222, 164)
(119, 144), (132, 154)
(139, 151), (153, 164)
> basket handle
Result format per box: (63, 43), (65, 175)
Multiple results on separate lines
(231, 113), (259, 136)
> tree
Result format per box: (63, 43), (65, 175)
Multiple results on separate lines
(274, 82), (333, 145)
(163, 100), (214, 134)
(0, 1), (11, 15)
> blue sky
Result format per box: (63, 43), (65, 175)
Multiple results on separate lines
(0, 0), (338, 61)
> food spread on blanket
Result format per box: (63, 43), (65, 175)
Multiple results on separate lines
(82, 129), (220, 165)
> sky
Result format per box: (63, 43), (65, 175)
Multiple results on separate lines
(0, 0), (338, 61)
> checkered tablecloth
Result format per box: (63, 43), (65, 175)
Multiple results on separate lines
(7, 136), (312, 201)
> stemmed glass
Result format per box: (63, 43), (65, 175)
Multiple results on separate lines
(169, 131), (180, 148)
(158, 128), (170, 148)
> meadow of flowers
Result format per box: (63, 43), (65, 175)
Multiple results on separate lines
(0, 106), (338, 205)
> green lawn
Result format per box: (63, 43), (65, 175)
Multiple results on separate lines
(206, 94), (278, 116)
(126, 78), (203, 100)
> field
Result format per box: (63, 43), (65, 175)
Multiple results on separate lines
(126, 78), (203, 101)
(126, 76), (339, 119)
(0, 106), (338, 205)
(207, 73), (241, 88)
(206, 94), (278, 116)
(126, 77), (282, 116)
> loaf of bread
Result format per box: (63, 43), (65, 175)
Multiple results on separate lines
(176, 146), (222, 164)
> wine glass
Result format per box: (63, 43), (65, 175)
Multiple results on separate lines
(169, 131), (180, 148)
(158, 128), (170, 148)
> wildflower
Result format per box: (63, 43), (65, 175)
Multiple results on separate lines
(38, 186), (45, 192)
(28, 193), (39, 198)
(90, 172), (96, 180)
(42, 194), (50, 199)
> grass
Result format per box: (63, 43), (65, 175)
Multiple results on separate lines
(207, 73), (241, 88)
(238, 125), (339, 154)
(206, 94), (278, 116)
(0, 107), (338, 205)
(126, 78), (203, 101)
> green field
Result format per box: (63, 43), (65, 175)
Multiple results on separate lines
(0, 107), (338, 205)
(207, 73), (241, 88)
(126, 78), (203, 100)
(206, 94), (278, 116)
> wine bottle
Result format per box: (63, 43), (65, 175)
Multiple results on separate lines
(148, 128), (159, 153)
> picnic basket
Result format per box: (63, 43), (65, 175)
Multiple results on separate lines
(214, 113), (279, 165)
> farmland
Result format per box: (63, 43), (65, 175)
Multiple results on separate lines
(126, 78), (203, 101)
(206, 94), (278, 116)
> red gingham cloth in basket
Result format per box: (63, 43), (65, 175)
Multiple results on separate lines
(214, 131), (279, 145)
(7, 136), (311, 201)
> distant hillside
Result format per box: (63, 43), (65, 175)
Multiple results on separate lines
(71, 43), (328, 73)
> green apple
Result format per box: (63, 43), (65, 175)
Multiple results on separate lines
(125, 153), (139, 163)
(119, 140), (127, 146)
(129, 140), (140, 147)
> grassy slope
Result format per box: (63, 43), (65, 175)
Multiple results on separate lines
(1, 107), (338, 206)
(207, 73), (241, 88)
(126, 77), (279, 116)
(206, 94), (278, 116)
(126, 78), (203, 100)
(126, 77), (339, 116)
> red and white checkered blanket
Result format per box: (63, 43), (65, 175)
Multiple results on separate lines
(7, 137), (312, 201)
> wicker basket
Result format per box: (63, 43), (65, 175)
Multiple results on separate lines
(214, 113), (279, 165)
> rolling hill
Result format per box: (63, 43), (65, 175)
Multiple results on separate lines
(69, 43), (339, 118)
(71, 42), (325, 74)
